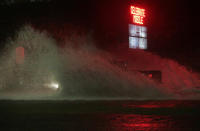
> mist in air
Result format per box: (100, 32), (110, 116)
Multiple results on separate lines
(0, 25), (199, 100)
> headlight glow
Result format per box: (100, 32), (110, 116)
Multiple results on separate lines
(51, 83), (59, 89)
(45, 82), (59, 90)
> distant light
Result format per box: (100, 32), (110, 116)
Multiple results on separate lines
(148, 74), (153, 78)
(46, 82), (59, 90)
(51, 83), (59, 89)
(52, 83), (59, 88)
(130, 6), (145, 25)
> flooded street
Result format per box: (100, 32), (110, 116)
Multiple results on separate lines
(0, 100), (200, 130)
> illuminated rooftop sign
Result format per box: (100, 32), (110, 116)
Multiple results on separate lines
(129, 5), (147, 50)
(130, 6), (145, 25)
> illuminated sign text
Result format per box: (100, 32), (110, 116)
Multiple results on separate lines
(130, 6), (145, 25)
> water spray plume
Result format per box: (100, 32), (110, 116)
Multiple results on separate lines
(0, 25), (199, 100)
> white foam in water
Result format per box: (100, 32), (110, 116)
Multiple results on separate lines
(0, 25), (199, 100)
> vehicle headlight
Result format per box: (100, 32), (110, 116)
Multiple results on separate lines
(50, 83), (59, 89)
(46, 82), (59, 90)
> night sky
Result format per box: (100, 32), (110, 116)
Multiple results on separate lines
(0, 0), (199, 71)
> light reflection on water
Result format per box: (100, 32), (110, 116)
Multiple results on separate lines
(100, 101), (199, 130)
(0, 100), (200, 130)
(105, 114), (173, 131)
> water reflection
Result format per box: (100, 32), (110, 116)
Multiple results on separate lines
(121, 101), (196, 108)
(100, 101), (200, 130)
(106, 114), (173, 131)
(0, 101), (200, 130)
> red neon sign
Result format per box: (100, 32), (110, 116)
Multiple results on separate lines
(130, 6), (145, 25)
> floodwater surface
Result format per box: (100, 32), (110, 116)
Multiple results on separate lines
(0, 100), (200, 130)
